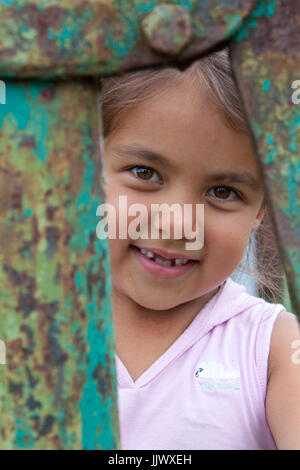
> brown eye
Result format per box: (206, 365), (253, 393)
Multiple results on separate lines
(130, 166), (161, 183)
(208, 186), (240, 201)
(214, 187), (231, 198)
(135, 168), (154, 180)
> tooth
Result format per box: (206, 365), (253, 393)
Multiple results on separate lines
(140, 248), (154, 259)
(140, 248), (189, 266)
(175, 258), (189, 265)
(162, 259), (172, 266)
(157, 256), (172, 266)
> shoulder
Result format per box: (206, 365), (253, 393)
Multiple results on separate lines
(268, 310), (300, 379)
(266, 310), (300, 449)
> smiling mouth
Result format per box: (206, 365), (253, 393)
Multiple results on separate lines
(132, 245), (199, 267)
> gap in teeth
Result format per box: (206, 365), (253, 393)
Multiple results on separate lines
(139, 248), (189, 266)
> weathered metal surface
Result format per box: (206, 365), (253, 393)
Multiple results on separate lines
(141, 3), (192, 55)
(230, 0), (300, 315)
(0, 0), (255, 78)
(0, 79), (119, 449)
(0, 0), (299, 452)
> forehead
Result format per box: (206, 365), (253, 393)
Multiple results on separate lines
(106, 78), (211, 138)
(105, 80), (260, 177)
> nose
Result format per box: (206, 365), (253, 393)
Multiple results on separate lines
(151, 202), (184, 240)
(150, 197), (204, 250)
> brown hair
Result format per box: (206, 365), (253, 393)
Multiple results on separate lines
(99, 49), (285, 303)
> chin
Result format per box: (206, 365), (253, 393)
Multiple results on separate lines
(130, 293), (178, 311)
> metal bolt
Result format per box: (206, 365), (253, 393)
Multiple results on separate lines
(141, 3), (193, 56)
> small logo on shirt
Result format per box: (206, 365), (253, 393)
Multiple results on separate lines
(195, 361), (240, 392)
(195, 361), (240, 380)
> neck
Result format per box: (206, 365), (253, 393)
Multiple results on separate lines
(111, 285), (221, 382)
(112, 285), (220, 340)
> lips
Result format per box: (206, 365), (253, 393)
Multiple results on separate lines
(136, 247), (189, 266)
(131, 245), (200, 278)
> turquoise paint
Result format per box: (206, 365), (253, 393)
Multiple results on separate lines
(265, 1), (278, 17)
(14, 420), (35, 449)
(247, 17), (257, 29)
(251, 119), (263, 137)
(75, 270), (84, 290)
(0, 83), (29, 130)
(0, 81), (54, 164)
(289, 142), (297, 152)
(29, 86), (51, 164)
(266, 133), (274, 145)
(287, 173), (297, 219)
(105, 0), (138, 58)
(24, 209), (33, 217)
(235, 27), (248, 42)
(265, 133), (276, 163)
(79, 303), (116, 450)
(105, 24), (137, 58)
(288, 114), (300, 153)
(137, 1), (156, 14)
(224, 13), (242, 38)
(48, 24), (80, 45)
(266, 149), (276, 164)
(72, 140), (105, 254)
(176, 0), (193, 10)
(286, 114), (300, 220)
(76, 10), (94, 26)
(234, 0), (279, 42)
(29, 80), (53, 100)
(250, 0), (278, 19)
(263, 79), (271, 91)
(70, 136), (117, 447)
(251, 0), (269, 18)
(0, 0), (17, 6)
(75, 152), (95, 211)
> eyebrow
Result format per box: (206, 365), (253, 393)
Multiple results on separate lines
(110, 145), (173, 169)
(111, 144), (261, 189)
(205, 171), (261, 189)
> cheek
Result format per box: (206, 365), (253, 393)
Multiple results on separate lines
(108, 238), (128, 265)
(205, 214), (251, 254)
(105, 186), (153, 241)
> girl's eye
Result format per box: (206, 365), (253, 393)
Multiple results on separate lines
(208, 186), (241, 201)
(130, 166), (162, 183)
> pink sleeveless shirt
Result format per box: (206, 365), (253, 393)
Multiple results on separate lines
(116, 277), (286, 450)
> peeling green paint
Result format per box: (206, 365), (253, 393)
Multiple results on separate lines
(0, 0), (298, 452)
(234, 0), (279, 42)
(231, 0), (299, 315)
(0, 0), (256, 78)
(0, 79), (118, 449)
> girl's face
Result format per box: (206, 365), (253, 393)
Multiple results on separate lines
(102, 79), (265, 311)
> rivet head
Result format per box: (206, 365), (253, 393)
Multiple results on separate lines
(141, 3), (193, 56)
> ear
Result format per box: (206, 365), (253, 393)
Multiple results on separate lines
(251, 199), (266, 233)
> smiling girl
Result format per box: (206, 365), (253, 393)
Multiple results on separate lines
(99, 49), (300, 450)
